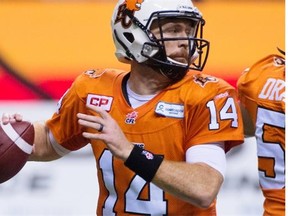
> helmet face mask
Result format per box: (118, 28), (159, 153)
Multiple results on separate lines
(112, 0), (210, 81)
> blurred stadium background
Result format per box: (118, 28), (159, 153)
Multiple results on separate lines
(0, 0), (284, 215)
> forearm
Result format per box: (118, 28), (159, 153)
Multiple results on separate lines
(28, 121), (61, 161)
(152, 160), (223, 208)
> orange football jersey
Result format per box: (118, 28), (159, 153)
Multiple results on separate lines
(237, 54), (285, 216)
(47, 69), (244, 215)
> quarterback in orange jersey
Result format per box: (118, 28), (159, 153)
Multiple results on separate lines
(2, 0), (244, 215)
(237, 50), (285, 216)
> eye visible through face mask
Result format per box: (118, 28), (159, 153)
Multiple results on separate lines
(150, 18), (198, 39)
(163, 23), (195, 38)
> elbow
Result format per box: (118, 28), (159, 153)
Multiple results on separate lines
(184, 191), (216, 209)
(195, 192), (216, 209)
(194, 166), (223, 208)
(187, 181), (221, 209)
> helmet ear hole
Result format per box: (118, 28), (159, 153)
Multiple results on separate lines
(123, 32), (135, 43)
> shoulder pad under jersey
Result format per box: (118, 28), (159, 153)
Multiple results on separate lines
(83, 69), (106, 78)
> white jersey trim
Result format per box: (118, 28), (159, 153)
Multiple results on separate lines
(48, 130), (71, 156)
(186, 142), (226, 178)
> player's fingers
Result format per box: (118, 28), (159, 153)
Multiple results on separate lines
(13, 113), (23, 122)
(77, 113), (103, 124)
(86, 105), (110, 120)
(82, 131), (103, 139)
(1, 113), (23, 124)
(78, 118), (104, 132)
(1, 113), (10, 124)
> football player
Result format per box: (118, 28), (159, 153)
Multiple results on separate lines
(237, 49), (285, 216)
(2, 0), (244, 215)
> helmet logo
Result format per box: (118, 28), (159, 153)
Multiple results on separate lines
(114, 0), (144, 28)
(125, 0), (144, 11)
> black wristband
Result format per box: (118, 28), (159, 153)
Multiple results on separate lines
(124, 145), (164, 182)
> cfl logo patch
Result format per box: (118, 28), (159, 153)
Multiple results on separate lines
(125, 111), (138, 124)
(87, 94), (113, 111)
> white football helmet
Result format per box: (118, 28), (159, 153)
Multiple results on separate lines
(111, 0), (209, 81)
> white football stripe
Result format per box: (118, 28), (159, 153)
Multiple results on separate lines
(1, 122), (33, 154)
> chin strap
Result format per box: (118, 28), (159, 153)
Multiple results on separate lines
(158, 64), (189, 82)
(144, 59), (189, 83)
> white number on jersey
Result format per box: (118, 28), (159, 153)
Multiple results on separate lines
(99, 150), (167, 215)
(255, 107), (285, 189)
(206, 97), (238, 130)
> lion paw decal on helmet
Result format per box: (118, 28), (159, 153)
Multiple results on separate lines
(125, 0), (144, 11)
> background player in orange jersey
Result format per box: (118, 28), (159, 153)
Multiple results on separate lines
(237, 49), (285, 216)
(2, 0), (244, 215)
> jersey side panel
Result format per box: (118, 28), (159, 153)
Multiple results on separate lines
(237, 55), (285, 216)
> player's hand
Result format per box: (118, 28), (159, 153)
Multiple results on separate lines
(1, 113), (23, 125)
(77, 105), (133, 161)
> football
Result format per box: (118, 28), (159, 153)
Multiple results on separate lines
(0, 121), (34, 183)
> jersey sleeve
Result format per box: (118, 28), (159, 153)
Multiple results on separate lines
(46, 74), (90, 151)
(185, 78), (244, 152)
(237, 54), (285, 122)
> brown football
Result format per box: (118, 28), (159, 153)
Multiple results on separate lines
(0, 121), (34, 183)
